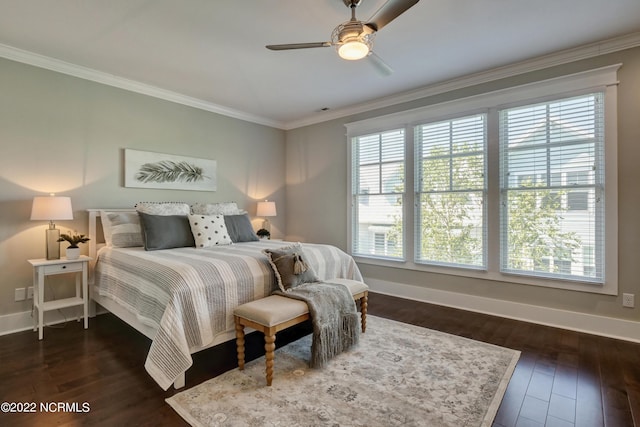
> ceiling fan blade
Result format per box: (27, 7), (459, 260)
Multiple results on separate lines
(266, 42), (331, 51)
(367, 52), (394, 76)
(365, 0), (420, 32)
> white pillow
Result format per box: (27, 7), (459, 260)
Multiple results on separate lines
(191, 202), (246, 216)
(100, 211), (143, 247)
(135, 202), (190, 216)
(188, 214), (232, 248)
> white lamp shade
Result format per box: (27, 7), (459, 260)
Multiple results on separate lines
(256, 200), (277, 217)
(30, 196), (74, 221)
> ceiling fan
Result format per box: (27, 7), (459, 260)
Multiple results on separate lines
(266, 0), (420, 76)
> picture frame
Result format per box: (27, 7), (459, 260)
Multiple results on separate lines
(124, 149), (217, 191)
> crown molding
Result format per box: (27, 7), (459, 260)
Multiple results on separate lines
(284, 31), (640, 130)
(1, 32), (639, 131)
(0, 43), (285, 129)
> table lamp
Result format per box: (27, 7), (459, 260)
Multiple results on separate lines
(256, 200), (277, 233)
(30, 195), (73, 260)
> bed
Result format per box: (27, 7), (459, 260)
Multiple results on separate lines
(87, 208), (363, 390)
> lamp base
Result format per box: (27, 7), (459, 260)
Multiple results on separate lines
(45, 228), (60, 260)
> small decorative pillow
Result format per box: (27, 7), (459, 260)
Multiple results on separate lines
(100, 211), (143, 247)
(135, 202), (190, 216)
(188, 214), (233, 248)
(191, 202), (246, 216)
(263, 243), (320, 292)
(138, 212), (195, 251)
(224, 213), (259, 242)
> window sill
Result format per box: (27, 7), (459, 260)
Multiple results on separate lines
(353, 255), (617, 296)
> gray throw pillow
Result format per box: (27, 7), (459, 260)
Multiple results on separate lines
(263, 243), (319, 292)
(138, 212), (195, 251)
(224, 214), (259, 242)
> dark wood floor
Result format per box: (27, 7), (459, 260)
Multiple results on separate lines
(1, 293), (638, 426)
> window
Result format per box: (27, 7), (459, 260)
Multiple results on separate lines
(351, 129), (404, 259)
(499, 93), (604, 282)
(583, 246), (595, 276)
(346, 65), (618, 294)
(415, 114), (486, 267)
(566, 171), (590, 211)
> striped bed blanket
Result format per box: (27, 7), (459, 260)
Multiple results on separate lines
(94, 240), (363, 390)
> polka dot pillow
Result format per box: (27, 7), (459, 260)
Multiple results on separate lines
(188, 214), (232, 248)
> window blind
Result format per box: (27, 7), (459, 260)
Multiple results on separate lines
(414, 114), (486, 267)
(499, 93), (605, 282)
(352, 129), (405, 259)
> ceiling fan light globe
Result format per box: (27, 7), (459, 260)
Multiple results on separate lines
(338, 40), (369, 60)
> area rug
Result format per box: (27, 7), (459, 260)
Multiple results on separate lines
(166, 315), (520, 427)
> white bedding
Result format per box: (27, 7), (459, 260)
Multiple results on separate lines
(94, 240), (363, 389)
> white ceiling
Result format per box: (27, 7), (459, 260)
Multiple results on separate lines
(1, 0), (639, 129)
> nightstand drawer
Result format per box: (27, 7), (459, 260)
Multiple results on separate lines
(43, 262), (83, 274)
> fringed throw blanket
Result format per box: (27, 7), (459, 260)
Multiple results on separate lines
(275, 282), (360, 368)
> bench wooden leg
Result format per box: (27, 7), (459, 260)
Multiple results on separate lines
(234, 317), (245, 371)
(264, 330), (276, 386)
(360, 292), (368, 333)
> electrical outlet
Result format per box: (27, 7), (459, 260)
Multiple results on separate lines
(622, 293), (635, 308)
(27, 286), (34, 299)
(14, 288), (26, 302)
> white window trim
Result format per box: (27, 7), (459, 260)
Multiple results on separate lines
(346, 64), (619, 295)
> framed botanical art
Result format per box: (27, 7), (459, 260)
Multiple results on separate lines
(124, 149), (217, 191)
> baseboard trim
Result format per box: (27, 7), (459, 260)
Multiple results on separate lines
(5, 282), (637, 343)
(0, 306), (106, 337)
(366, 278), (640, 343)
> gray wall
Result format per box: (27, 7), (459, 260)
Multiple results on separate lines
(285, 46), (640, 323)
(0, 57), (285, 317)
(2, 46), (639, 325)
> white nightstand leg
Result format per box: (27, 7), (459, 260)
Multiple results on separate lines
(38, 270), (44, 340)
(82, 264), (88, 329)
(75, 272), (81, 322)
(32, 268), (37, 332)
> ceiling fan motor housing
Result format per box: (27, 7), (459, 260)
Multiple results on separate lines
(331, 20), (375, 59)
(343, 0), (363, 7)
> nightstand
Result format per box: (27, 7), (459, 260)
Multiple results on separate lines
(27, 256), (91, 340)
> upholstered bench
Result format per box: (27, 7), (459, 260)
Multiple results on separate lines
(233, 279), (368, 386)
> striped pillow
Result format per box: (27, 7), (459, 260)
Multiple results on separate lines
(100, 211), (143, 248)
